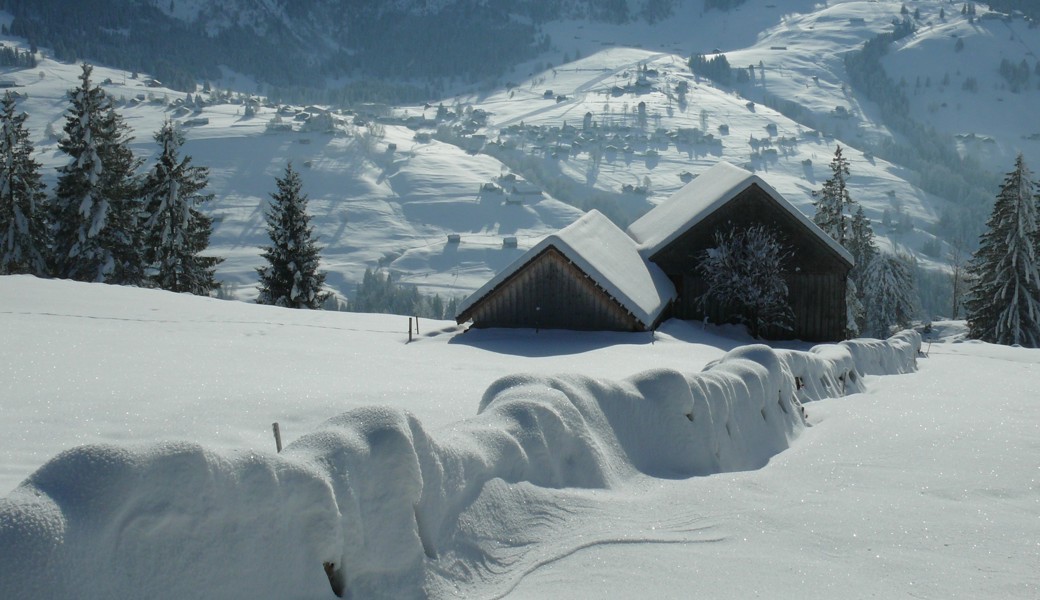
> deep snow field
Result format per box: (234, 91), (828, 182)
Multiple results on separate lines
(1, 275), (1037, 598)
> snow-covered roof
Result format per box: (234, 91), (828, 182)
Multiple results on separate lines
(627, 161), (854, 266)
(457, 210), (677, 327)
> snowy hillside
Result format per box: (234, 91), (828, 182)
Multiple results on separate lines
(0, 0), (1036, 311)
(882, 3), (1040, 171)
(1, 276), (1037, 598)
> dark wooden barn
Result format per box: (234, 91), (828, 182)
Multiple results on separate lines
(458, 161), (852, 341)
(455, 210), (676, 332)
(626, 161), (853, 341)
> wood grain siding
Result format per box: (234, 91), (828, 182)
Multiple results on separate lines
(655, 184), (851, 341)
(460, 247), (644, 331)
(680, 273), (846, 342)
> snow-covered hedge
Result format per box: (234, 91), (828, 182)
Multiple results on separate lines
(0, 332), (920, 599)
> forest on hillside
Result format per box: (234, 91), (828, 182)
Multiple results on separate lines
(0, 0), (679, 97)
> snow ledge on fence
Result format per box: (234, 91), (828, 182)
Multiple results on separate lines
(0, 331), (920, 599)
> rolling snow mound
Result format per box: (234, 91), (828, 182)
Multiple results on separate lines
(0, 331), (920, 599)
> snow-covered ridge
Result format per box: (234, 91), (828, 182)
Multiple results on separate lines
(0, 329), (920, 599)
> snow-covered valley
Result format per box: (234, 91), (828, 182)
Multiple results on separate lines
(3, 0), (1039, 309)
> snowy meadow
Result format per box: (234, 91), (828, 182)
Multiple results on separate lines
(1, 276), (1037, 598)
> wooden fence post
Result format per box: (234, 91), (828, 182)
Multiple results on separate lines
(272, 422), (282, 453)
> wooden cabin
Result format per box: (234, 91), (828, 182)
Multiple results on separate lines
(626, 161), (853, 341)
(458, 161), (853, 341)
(455, 211), (676, 332)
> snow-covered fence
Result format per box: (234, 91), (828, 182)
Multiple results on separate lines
(0, 332), (920, 599)
(841, 329), (921, 376)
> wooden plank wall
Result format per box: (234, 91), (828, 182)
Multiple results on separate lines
(679, 272), (846, 342)
(466, 248), (642, 331)
(650, 185), (851, 342)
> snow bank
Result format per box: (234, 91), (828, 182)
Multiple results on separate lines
(0, 333), (919, 599)
(0, 443), (341, 599)
(841, 329), (921, 376)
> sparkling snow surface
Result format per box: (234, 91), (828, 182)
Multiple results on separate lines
(1, 276), (1037, 598)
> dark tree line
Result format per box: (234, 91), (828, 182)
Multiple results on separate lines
(0, 0), (675, 101)
(984, 0), (1040, 20)
(688, 53), (734, 85)
(352, 268), (460, 320)
(0, 44), (36, 68)
(704, 0), (748, 11)
(998, 58), (1035, 93)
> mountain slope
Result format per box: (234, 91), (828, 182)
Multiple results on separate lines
(1, 0), (1037, 317)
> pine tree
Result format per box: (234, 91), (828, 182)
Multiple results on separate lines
(964, 155), (1040, 347)
(846, 205), (880, 334)
(863, 252), (920, 338)
(256, 163), (331, 308)
(141, 120), (221, 294)
(0, 92), (49, 275)
(698, 224), (793, 338)
(813, 146), (877, 337)
(50, 63), (143, 284)
(812, 145), (855, 245)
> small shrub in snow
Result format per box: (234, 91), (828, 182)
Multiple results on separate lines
(699, 224), (793, 338)
(863, 252), (920, 338)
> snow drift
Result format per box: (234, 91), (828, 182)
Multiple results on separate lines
(0, 331), (920, 599)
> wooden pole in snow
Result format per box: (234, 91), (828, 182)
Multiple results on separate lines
(272, 422), (283, 453)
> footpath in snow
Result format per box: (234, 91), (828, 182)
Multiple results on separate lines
(0, 331), (920, 598)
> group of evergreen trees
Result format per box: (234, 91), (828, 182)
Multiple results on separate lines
(0, 44), (37, 68)
(812, 146), (919, 339)
(997, 57), (1037, 93)
(809, 146), (1040, 348)
(965, 155), (1040, 347)
(0, 60), (454, 316)
(0, 63), (220, 295)
(352, 268), (460, 320)
(688, 53), (734, 85)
